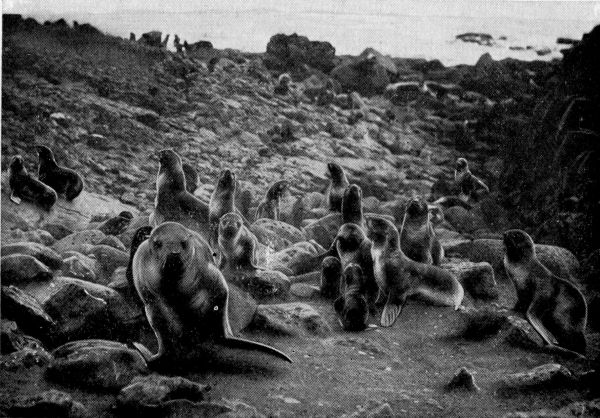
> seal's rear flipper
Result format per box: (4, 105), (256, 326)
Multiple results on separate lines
(223, 337), (292, 363)
(130, 341), (155, 362)
(10, 192), (21, 204)
(380, 303), (402, 327)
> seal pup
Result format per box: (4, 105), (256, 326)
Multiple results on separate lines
(334, 263), (370, 331)
(400, 196), (443, 265)
(218, 212), (261, 274)
(132, 221), (291, 367)
(366, 217), (463, 327)
(151, 149), (210, 239)
(255, 180), (288, 221)
(326, 163), (350, 212)
(503, 229), (587, 356)
(209, 169), (238, 245)
(8, 155), (57, 210)
(36, 145), (84, 200)
(454, 158), (489, 202)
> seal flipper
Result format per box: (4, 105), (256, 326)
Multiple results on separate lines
(10, 192), (22, 204)
(221, 336), (293, 363)
(380, 291), (406, 327)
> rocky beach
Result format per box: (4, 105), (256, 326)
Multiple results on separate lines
(1, 15), (599, 418)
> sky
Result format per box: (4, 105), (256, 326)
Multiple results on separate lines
(3, 0), (600, 22)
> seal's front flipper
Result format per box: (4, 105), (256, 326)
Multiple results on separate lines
(380, 291), (406, 327)
(10, 192), (21, 204)
(131, 341), (155, 362)
(223, 336), (292, 363)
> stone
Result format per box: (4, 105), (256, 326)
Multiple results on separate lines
(267, 241), (325, 276)
(228, 270), (291, 301)
(265, 33), (336, 74)
(120, 191), (136, 204)
(60, 253), (98, 282)
(498, 363), (574, 396)
(1, 228), (56, 246)
(444, 206), (488, 234)
(52, 230), (107, 253)
(442, 260), (498, 300)
(367, 403), (394, 418)
(331, 56), (391, 96)
(1, 286), (55, 339)
(116, 374), (211, 413)
(290, 283), (321, 298)
(43, 283), (108, 342)
(0, 320), (44, 354)
(1, 254), (53, 285)
(98, 235), (127, 251)
(42, 223), (73, 240)
(250, 302), (331, 337)
(446, 367), (480, 392)
(1, 242), (63, 269)
(47, 340), (148, 390)
(0, 389), (89, 418)
(0, 347), (53, 370)
(84, 244), (129, 283)
(503, 399), (600, 418)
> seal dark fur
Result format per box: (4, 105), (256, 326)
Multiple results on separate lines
(326, 162), (349, 212)
(8, 155), (57, 211)
(36, 145), (84, 200)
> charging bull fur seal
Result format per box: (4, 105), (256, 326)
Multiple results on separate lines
(367, 217), (464, 327)
(8, 155), (57, 211)
(400, 196), (443, 265)
(131, 221), (292, 367)
(36, 145), (84, 200)
(326, 162), (350, 212)
(151, 149), (210, 239)
(255, 180), (288, 221)
(503, 229), (587, 356)
(334, 263), (370, 331)
(454, 158), (489, 202)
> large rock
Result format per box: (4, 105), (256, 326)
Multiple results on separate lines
(442, 260), (498, 300)
(1, 285), (55, 340)
(116, 374), (211, 413)
(444, 239), (580, 279)
(1, 228), (56, 246)
(265, 33), (336, 74)
(331, 56), (391, 96)
(446, 367), (480, 392)
(1, 254), (53, 285)
(0, 346), (53, 370)
(60, 252), (99, 282)
(0, 389), (89, 418)
(52, 230), (107, 253)
(498, 363), (574, 396)
(266, 241), (325, 276)
(1, 242), (63, 269)
(47, 340), (148, 390)
(227, 270), (290, 301)
(443, 206), (489, 234)
(0, 320), (44, 354)
(250, 302), (331, 337)
(503, 399), (600, 418)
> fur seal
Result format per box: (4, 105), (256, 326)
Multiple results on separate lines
(326, 163), (350, 212)
(366, 217), (464, 327)
(36, 145), (84, 200)
(8, 155), (57, 211)
(274, 73), (291, 95)
(218, 212), (260, 274)
(503, 229), (587, 356)
(126, 226), (153, 292)
(454, 158), (489, 202)
(152, 149), (210, 239)
(320, 256), (342, 299)
(400, 196), (443, 265)
(131, 221), (291, 366)
(334, 263), (369, 331)
(255, 180), (288, 221)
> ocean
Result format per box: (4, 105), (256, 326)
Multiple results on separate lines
(16, 0), (600, 66)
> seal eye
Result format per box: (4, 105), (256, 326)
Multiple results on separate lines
(153, 240), (162, 250)
(213, 305), (219, 311)
(181, 240), (187, 250)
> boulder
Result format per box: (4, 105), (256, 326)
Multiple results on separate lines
(498, 363), (574, 396)
(1, 254), (53, 285)
(1, 242), (63, 269)
(446, 367), (480, 392)
(116, 374), (211, 413)
(60, 253), (98, 282)
(290, 283), (321, 299)
(139, 31), (162, 47)
(443, 206), (488, 234)
(267, 240), (325, 276)
(0, 320), (44, 354)
(52, 230), (107, 253)
(0, 389), (89, 418)
(331, 57), (391, 96)
(503, 399), (600, 418)
(1, 286), (55, 339)
(265, 33), (336, 74)
(442, 260), (498, 300)
(250, 302), (331, 337)
(1, 228), (56, 246)
(47, 340), (148, 390)
(227, 270), (290, 301)
(445, 239), (580, 279)
(0, 346), (53, 370)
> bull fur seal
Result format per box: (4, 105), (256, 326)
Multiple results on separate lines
(366, 217), (464, 327)
(334, 263), (370, 331)
(454, 158), (489, 202)
(8, 155), (57, 211)
(326, 163), (350, 212)
(255, 180), (288, 221)
(151, 149), (210, 239)
(503, 229), (587, 356)
(400, 196), (443, 265)
(131, 221), (291, 366)
(36, 145), (84, 200)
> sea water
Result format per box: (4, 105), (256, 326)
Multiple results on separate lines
(16, 0), (600, 65)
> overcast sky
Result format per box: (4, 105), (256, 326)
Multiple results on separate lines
(4, 0), (599, 21)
